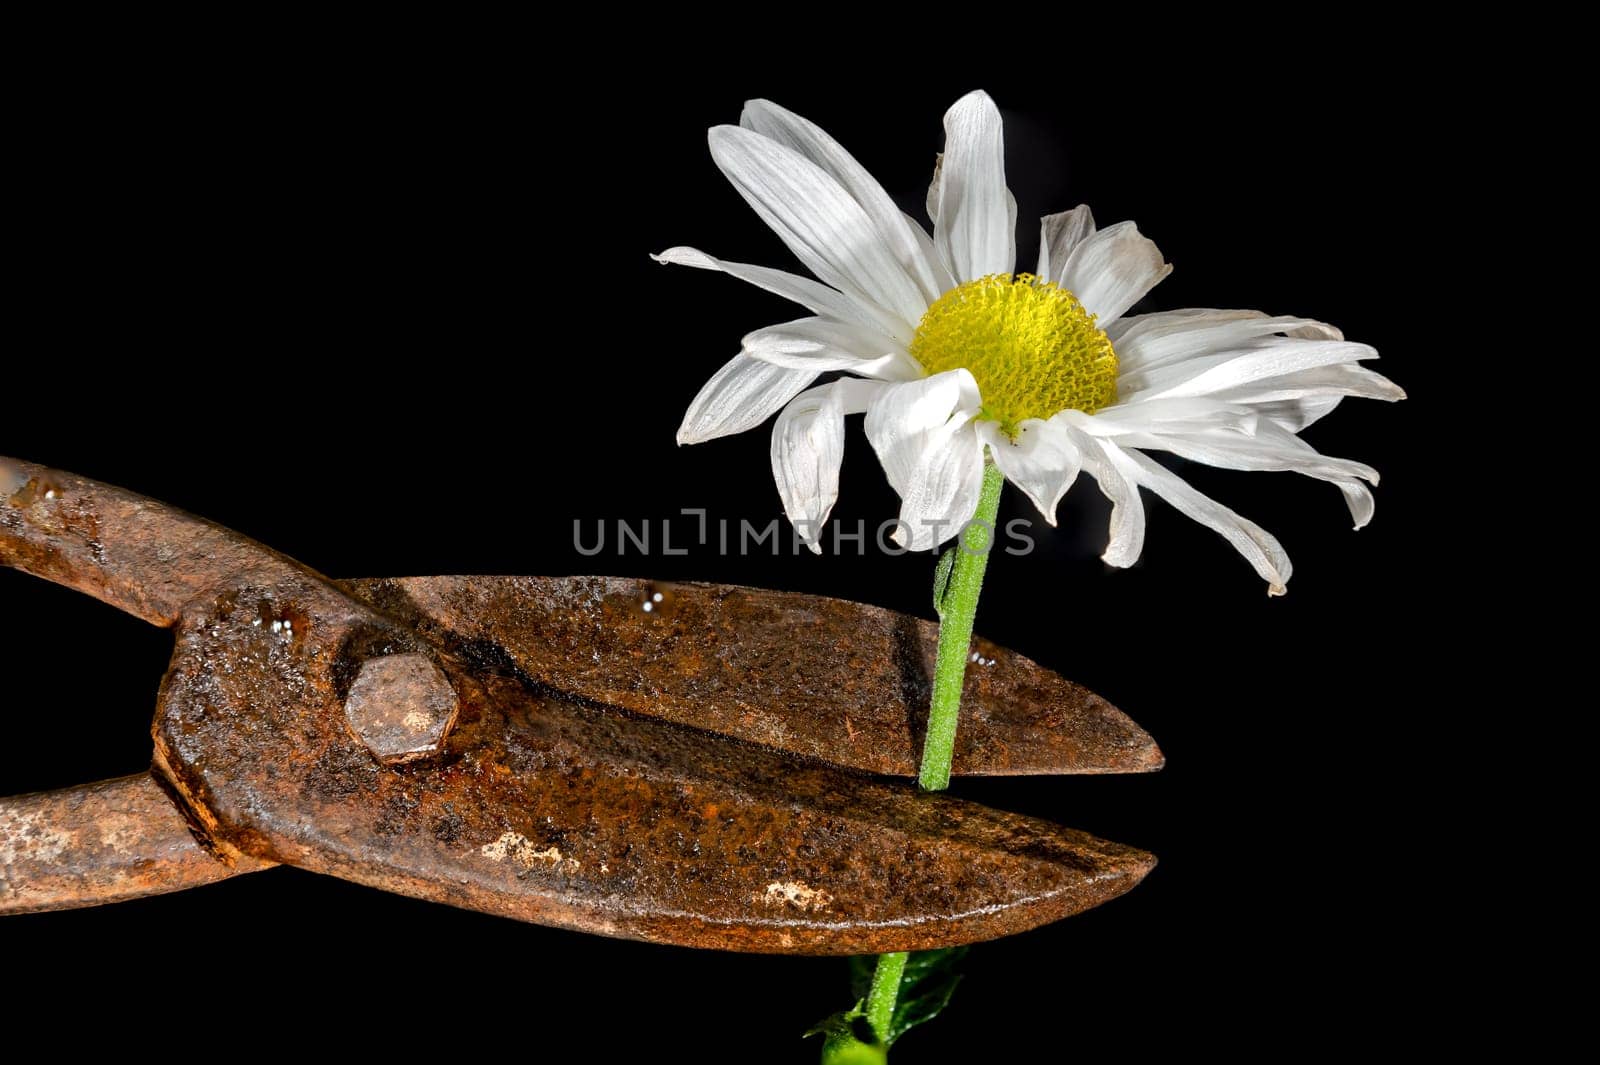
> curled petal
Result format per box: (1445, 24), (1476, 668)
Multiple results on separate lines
(1060, 220), (1171, 324)
(978, 419), (1082, 525)
(1130, 337), (1382, 401)
(933, 91), (1016, 282)
(741, 317), (922, 380)
(1064, 407), (1381, 528)
(1103, 443), (1293, 596)
(1114, 310), (1343, 377)
(651, 246), (884, 333)
(1036, 205), (1096, 283)
(1057, 423), (1146, 568)
(678, 355), (817, 445)
(771, 379), (886, 553)
(865, 371), (985, 551)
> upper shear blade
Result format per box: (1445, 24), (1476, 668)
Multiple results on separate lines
(348, 576), (1163, 777)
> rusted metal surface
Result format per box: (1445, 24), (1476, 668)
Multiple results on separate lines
(1, 457), (1159, 951)
(0, 774), (273, 914)
(351, 576), (1162, 776)
(344, 652), (461, 765)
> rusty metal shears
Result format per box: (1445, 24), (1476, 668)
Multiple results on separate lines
(1, 457), (1160, 953)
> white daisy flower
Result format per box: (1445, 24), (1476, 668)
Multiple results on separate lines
(655, 91), (1404, 594)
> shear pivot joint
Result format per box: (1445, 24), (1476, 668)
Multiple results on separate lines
(343, 653), (460, 765)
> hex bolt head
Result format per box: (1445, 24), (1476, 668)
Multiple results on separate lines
(343, 653), (460, 765)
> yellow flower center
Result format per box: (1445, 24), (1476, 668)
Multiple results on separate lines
(909, 273), (1119, 436)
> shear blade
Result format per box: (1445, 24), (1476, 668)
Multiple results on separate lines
(153, 615), (1154, 953)
(346, 576), (1163, 777)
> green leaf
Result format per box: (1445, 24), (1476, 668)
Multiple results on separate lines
(931, 545), (956, 618)
(887, 948), (968, 1046)
(807, 1001), (887, 1065)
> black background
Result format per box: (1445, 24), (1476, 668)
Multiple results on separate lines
(4, 39), (1461, 1059)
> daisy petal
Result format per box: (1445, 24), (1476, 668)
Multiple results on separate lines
(902, 212), (957, 294)
(892, 423), (985, 552)
(1057, 424), (1146, 568)
(1242, 363), (1406, 433)
(1147, 338), (1381, 400)
(865, 370), (985, 550)
(651, 246), (883, 333)
(1107, 307), (1258, 344)
(708, 125), (929, 338)
(1211, 363), (1407, 409)
(1078, 397), (1262, 436)
(864, 370), (981, 491)
(1250, 396), (1344, 433)
(978, 419), (1082, 525)
(934, 91), (1015, 282)
(771, 378), (886, 553)
(1036, 205), (1096, 283)
(1089, 418), (1381, 528)
(1105, 444), (1292, 596)
(741, 100), (947, 305)
(742, 317), (922, 380)
(677, 355), (818, 445)
(1114, 311), (1343, 375)
(1060, 220), (1171, 324)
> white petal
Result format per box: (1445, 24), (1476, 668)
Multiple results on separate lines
(1092, 418), (1381, 528)
(741, 100), (947, 306)
(864, 371), (985, 551)
(1110, 307), (1342, 347)
(708, 126), (929, 338)
(892, 423), (985, 552)
(933, 91), (1015, 282)
(741, 317), (922, 380)
(651, 246), (884, 333)
(1239, 369), (1399, 432)
(1114, 310), (1342, 376)
(1209, 363), (1406, 413)
(978, 419), (1081, 525)
(925, 152), (943, 225)
(865, 370), (981, 492)
(1057, 424), (1146, 568)
(677, 355), (818, 445)
(1141, 338), (1381, 400)
(1036, 205), (1096, 283)
(1338, 481), (1376, 529)
(1250, 396), (1344, 433)
(901, 211), (957, 295)
(1060, 220), (1172, 324)
(1108, 307), (1259, 345)
(1078, 397), (1262, 436)
(770, 378), (886, 553)
(1104, 444), (1293, 595)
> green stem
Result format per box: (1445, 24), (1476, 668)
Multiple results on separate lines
(857, 459), (1005, 1055)
(865, 951), (908, 1040)
(918, 459), (1004, 792)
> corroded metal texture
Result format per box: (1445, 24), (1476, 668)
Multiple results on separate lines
(1, 457), (1158, 951)
(350, 576), (1162, 777)
(343, 652), (461, 764)
(0, 774), (274, 914)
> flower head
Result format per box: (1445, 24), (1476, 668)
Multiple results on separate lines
(656, 92), (1403, 594)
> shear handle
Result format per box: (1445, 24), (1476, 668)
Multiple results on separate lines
(1, 456), (316, 628)
(0, 775), (275, 915)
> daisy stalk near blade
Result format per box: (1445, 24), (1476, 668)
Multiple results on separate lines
(655, 90), (1404, 1058)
